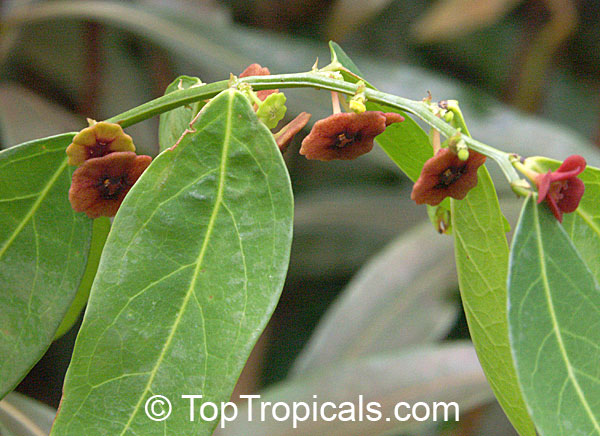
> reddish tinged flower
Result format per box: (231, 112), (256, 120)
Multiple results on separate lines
(299, 111), (404, 161)
(69, 152), (152, 219)
(534, 155), (586, 222)
(66, 121), (135, 166)
(411, 148), (487, 205)
(274, 112), (312, 153)
(240, 63), (278, 101)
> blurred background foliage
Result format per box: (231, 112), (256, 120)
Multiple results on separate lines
(1, 0), (599, 435)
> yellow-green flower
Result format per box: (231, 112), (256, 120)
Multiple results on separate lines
(66, 121), (135, 166)
(257, 93), (287, 129)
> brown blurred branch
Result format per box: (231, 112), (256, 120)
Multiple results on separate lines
(80, 21), (102, 118)
(507, 0), (578, 112)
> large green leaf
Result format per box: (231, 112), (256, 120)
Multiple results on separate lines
(0, 133), (92, 399)
(50, 89), (293, 436)
(508, 196), (600, 436)
(158, 75), (205, 153)
(451, 167), (536, 436)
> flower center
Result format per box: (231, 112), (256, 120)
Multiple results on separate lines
(97, 174), (128, 199)
(549, 180), (568, 201)
(435, 166), (466, 188)
(88, 141), (110, 159)
(334, 131), (358, 148)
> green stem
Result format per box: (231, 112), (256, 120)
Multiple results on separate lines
(105, 72), (521, 184)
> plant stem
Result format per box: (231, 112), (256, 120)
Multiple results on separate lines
(105, 72), (522, 183)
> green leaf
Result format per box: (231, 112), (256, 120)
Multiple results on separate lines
(54, 216), (110, 339)
(50, 89), (293, 436)
(0, 133), (92, 399)
(158, 75), (204, 153)
(451, 167), (536, 436)
(508, 196), (600, 436)
(328, 41), (365, 78)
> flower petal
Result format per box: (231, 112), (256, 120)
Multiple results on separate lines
(274, 112), (311, 153)
(536, 171), (553, 203)
(300, 111), (398, 161)
(411, 148), (486, 205)
(556, 177), (585, 213)
(69, 152), (151, 218)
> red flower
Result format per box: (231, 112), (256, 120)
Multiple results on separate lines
(534, 155), (586, 222)
(274, 112), (311, 153)
(66, 121), (135, 166)
(411, 148), (487, 205)
(69, 152), (152, 218)
(240, 63), (278, 101)
(299, 111), (404, 161)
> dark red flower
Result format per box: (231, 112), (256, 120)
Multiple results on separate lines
(66, 121), (135, 166)
(69, 152), (152, 219)
(411, 148), (487, 205)
(534, 155), (586, 222)
(299, 111), (404, 161)
(240, 63), (278, 101)
(274, 112), (312, 153)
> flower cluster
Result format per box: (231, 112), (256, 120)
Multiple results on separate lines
(68, 64), (585, 225)
(239, 65), (407, 160)
(66, 121), (152, 218)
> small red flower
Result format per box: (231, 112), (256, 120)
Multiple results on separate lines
(240, 63), (278, 101)
(274, 112), (312, 153)
(534, 155), (586, 222)
(66, 121), (135, 166)
(411, 148), (487, 205)
(69, 152), (152, 219)
(299, 111), (404, 161)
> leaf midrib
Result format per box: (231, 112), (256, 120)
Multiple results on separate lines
(533, 201), (600, 434)
(117, 91), (234, 435)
